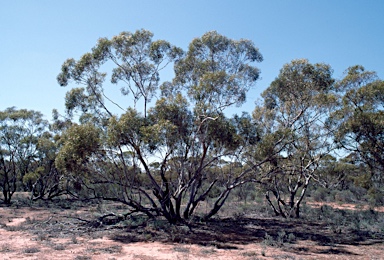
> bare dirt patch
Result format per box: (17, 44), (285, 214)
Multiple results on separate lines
(0, 197), (383, 259)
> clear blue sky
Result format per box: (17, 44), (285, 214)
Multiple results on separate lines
(1, 1), (383, 119)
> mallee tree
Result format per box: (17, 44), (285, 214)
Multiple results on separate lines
(56, 30), (263, 223)
(249, 59), (337, 218)
(0, 108), (48, 204)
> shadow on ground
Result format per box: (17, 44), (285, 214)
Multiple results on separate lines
(2, 198), (384, 258)
(109, 211), (384, 257)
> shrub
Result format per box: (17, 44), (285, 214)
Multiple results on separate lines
(334, 189), (356, 203)
(311, 187), (330, 202)
(23, 247), (40, 253)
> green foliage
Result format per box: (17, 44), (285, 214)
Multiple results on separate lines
(367, 187), (384, 206)
(249, 59), (337, 218)
(54, 29), (383, 223)
(174, 31), (262, 116)
(55, 30), (263, 224)
(263, 59), (335, 111)
(331, 65), (384, 197)
(55, 123), (101, 175)
(23, 168), (41, 186)
(0, 107), (48, 204)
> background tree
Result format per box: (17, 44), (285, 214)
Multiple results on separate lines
(332, 65), (384, 204)
(250, 59), (336, 218)
(25, 129), (68, 201)
(0, 107), (48, 204)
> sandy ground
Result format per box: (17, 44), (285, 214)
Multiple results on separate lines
(0, 200), (383, 259)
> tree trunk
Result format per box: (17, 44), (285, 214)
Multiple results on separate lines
(203, 189), (231, 221)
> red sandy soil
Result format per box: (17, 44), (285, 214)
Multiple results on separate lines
(0, 198), (383, 259)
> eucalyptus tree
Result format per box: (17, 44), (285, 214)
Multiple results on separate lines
(332, 66), (384, 202)
(157, 31), (263, 221)
(24, 130), (66, 200)
(0, 107), (48, 204)
(250, 59), (336, 218)
(56, 30), (263, 223)
(58, 29), (183, 119)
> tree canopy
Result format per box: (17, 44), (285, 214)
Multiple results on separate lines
(1, 29), (383, 222)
